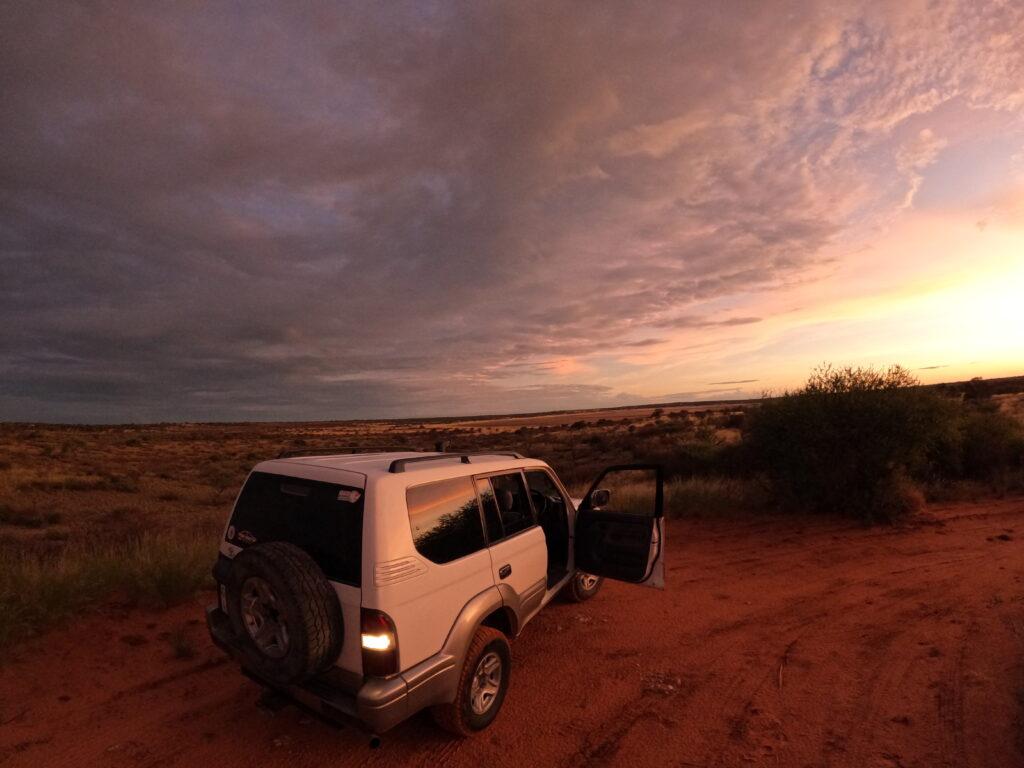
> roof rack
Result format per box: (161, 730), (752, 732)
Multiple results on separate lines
(276, 446), (421, 459)
(388, 451), (524, 473)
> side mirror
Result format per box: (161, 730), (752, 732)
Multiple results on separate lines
(589, 488), (611, 508)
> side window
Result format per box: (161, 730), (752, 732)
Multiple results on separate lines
(525, 470), (568, 519)
(407, 476), (487, 564)
(484, 472), (535, 540)
(475, 478), (505, 542)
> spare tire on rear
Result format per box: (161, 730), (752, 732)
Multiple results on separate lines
(225, 541), (344, 685)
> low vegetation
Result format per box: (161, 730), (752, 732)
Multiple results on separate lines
(662, 476), (769, 518)
(167, 625), (199, 660)
(0, 367), (1021, 646)
(597, 476), (768, 520)
(0, 532), (214, 648)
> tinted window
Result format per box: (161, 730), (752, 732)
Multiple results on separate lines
(486, 472), (535, 539)
(476, 479), (504, 542)
(407, 477), (487, 564)
(229, 472), (363, 586)
(527, 469), (570, 578)
(526, 470), (568, 517)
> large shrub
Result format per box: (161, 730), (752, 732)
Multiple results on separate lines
(959, 404), (1024, 484)
(747, 365), (959, 521)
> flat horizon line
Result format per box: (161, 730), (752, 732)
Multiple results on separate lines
(3, 373), (1021, 429)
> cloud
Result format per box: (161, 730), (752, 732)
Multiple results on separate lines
(655, 316), (763, 330)
(708, 379), (760, 385)
(622, 338), (666, 348)
(1, 1), (1023, 421)
(896, 128), (950, 208)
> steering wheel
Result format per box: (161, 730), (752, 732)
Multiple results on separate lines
(529, 489), (549, 518)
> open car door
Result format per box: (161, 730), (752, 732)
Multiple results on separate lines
(574, 464), (664, 589)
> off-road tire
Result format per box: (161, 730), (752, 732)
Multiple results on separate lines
(431, 627), (511, 736)
(225, 541), (343, 686)
(566, 571), (604, 602)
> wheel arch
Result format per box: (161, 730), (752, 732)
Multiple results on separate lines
(479, 605), (518, 639)
(441, 586), (509, 661)
(404, 587), (519, 717)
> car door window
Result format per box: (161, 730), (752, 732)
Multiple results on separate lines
(475, 478), (505, 542)
(479, 472), (534, 542)
(591, 467), (660, 517)
(407, 476), (487, 564)
(525, 470), (568, 519)
(526, 469), (570, 582)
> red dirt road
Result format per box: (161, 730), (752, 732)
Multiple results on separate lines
(3, 498), (1024, 767)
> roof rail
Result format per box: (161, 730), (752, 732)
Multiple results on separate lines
(276, 446), (421, 459)
(388, 451), (524, 473)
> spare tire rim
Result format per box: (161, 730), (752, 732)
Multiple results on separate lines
(469, 651), (503, 715)
(578, 573), (600, 591)
(240, 576), (290, 658)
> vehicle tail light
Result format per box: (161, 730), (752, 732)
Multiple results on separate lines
(360, 608), (398, 677)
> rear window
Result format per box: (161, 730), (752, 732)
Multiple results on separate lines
(407, 476), (486, 564)
(228, 471), (364, 586)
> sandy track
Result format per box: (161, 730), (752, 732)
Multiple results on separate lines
(3, 497), (1024, 767)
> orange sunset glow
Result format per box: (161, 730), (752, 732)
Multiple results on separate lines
(1, 1), (1022, 420)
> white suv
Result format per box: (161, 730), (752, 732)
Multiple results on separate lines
(206, 450), (665, 737)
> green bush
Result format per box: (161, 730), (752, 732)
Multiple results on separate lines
(747, 365), (959, 521)
(647, 439), (725, 478)
(959, 405), (1024, 481)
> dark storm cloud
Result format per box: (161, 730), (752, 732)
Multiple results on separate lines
(2, 1), (1023, 421)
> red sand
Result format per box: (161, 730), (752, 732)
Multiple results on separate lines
(3, 497), (1023, 767)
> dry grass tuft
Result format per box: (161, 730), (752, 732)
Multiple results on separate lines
(167, 626), (199, 660)
(664, 477), (770, 518)
(0, 533), (215, 648)
(576, 476), (769, 518)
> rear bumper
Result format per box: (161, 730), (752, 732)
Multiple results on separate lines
(206, 605), (457, 733)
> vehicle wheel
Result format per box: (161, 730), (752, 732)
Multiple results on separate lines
(566, 571), (604, 602)
(225, 542), (343, 686)
(432, 627), (511, 736)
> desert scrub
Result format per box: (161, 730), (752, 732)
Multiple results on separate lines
(0, 506), (62, 528)
(663, 477), (768, 518)
(167, 626), (198, 660)
(958, 404), (1024, 486)
(16, 474), (139, 493)
(570, 476), (766, 518)
(0, 533), (215, 649)
(747, 364), (959, 522)
(123, 534), (213, 606)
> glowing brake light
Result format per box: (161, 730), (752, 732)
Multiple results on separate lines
(361, 633), (392, 651)
(360, 608), (398, 676)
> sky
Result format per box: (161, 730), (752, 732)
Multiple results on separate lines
(1, 1), (1023, 423)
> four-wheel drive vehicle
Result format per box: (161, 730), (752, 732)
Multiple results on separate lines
(207, 450), (664, 736)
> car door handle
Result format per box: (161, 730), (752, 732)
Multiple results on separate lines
(498, 564), (512, 579)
